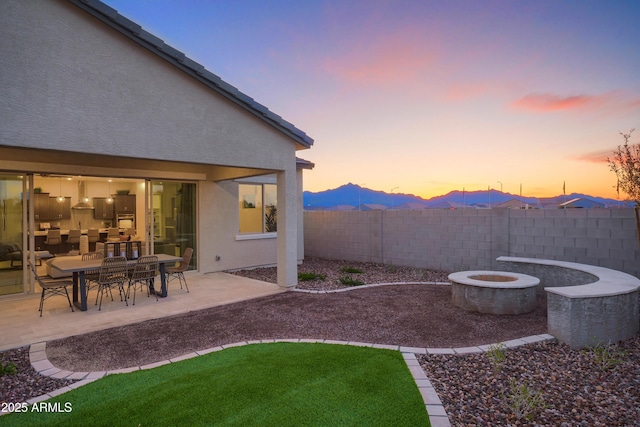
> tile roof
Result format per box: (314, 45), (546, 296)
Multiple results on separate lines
(69, 0), (314, 148)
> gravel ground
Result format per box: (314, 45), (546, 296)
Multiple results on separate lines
(420, 337), (640, 426)
(0, 347), (74, 406)
(2, 257), (639, 426)
(229, 257), (451, 289)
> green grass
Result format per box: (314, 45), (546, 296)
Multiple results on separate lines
(297, 272), (326, 281)
(339, 276), (366, 286)
(341, 267), (363, 274)
(0, 343), (430, 426)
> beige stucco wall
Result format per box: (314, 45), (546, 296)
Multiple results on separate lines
(0, 0), (310, 285)
(199, 173), (305, 274)
(0, 0), (297, 171)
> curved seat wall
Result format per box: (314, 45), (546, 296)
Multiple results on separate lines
(496, 256), (640, 349)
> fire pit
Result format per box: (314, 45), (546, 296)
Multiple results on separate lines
(448, 270), (540, 314)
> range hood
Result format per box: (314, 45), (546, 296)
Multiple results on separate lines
(72, 181), (95, 210)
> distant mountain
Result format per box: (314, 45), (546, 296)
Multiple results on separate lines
(303, 183), (429, 209)
(303, 183), (630, 210)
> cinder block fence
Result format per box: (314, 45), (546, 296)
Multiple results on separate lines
(303, 208), (640, 278)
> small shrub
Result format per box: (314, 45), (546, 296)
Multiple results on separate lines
(339, 276), (365, 286)
(341, 266), (363, 274)
(586, 341), (627, 371)
(298, 272), (326, 282)
(0, 362), (17, 377)
(486, 343), (507, 373)
(385, 264), (398, 273)
(502, 379), (546, 421)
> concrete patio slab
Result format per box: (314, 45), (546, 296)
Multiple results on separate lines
(0, 272), (283, 351)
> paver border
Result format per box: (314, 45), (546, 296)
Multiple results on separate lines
(18, 333), (555, 426)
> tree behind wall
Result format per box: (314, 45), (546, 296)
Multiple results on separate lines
(607, 129), (640, 243)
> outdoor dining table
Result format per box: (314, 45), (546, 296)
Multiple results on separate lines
(48, 254), (183, 311)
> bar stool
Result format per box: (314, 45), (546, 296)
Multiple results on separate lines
(67, 229), (81, 254)
(44, 229), (62, 255)
(87, 228), (100, 251)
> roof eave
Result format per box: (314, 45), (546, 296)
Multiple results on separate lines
(69, 0), (314, 149)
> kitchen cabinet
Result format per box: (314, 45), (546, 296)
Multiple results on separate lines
(48, 197), (71, 220)
(93, 197), (114, 219)
(32, 193), (50, 220)
(114, 194), (136, 214)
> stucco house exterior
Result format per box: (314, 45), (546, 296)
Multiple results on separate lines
(0, 0), (314, 297)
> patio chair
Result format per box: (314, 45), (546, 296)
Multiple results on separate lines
(81, 251), (103, 296)
(165, 247), (192, 293)
(28, 261), (74, 317)
(96, 256), (129, 310)
(127, 255), (159, 305)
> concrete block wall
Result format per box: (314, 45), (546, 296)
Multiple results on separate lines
(304, 208), (640, 278)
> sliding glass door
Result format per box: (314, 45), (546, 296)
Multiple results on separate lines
(0, 175), (25, 295)
(151, 181), (196, 270)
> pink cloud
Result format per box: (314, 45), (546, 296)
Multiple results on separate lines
(511, 93), (601, 112)
(572, 149), (613, 164)
(511, 91), (640, 116)
(321, 30), (438, 87)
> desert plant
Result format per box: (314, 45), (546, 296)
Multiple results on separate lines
(385, 264), (398, 273)
(486, 343), (507, 373)
(502, 379), (546, 421)
(339, 276), (365, 286)
(586, 341), (627, 371)
(341, 266), (363, 274)
(265, 204), (277, 232)
(0, 361), (17, 377)
(607, 129), (640, 243)
(608, 129), (640, 204)
(298, 272), (326, 282)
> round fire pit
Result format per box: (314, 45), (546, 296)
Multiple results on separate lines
(448, 270), (540, 314)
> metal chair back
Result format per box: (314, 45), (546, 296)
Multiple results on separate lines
(98, 256), (128, 285)
(28, 260), (74, 316)
(130, 256), (159, 281)
(82, 251), (104, 284)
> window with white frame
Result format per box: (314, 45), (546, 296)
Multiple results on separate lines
(239, 183), (277, 233)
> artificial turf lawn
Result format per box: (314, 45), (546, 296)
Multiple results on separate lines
(1, 343), (431, 426)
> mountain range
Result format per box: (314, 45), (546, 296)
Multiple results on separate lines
(303, 183), (630, 210)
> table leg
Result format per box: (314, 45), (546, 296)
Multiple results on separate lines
(150, 263), (168, 298)
(79, 271), (88, 311)
(72, 271), (88, 311)
(72, 272), (78, 304)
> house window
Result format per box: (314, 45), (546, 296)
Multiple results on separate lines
(239, 184), (277, 233)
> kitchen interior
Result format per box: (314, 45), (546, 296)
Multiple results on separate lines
(31, 175), (145, 254)
(1, 173), (195, 297)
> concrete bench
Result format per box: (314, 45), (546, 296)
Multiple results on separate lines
(496, 256), (640, 349)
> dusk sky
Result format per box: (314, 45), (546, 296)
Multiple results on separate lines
(105, 0), (640, 200)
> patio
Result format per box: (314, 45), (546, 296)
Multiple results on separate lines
(0, 272), (283, 352)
